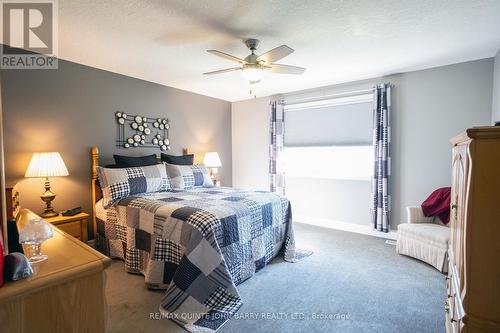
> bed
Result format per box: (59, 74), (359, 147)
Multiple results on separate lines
(90, 147), (305, 332)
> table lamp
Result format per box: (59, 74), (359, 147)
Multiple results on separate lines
(24, 152), (69, 217)
(203, 152), (222, 184)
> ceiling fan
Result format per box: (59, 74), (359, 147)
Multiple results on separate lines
(203, 39), (306, 84)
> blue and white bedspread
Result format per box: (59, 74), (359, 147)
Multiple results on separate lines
(96, 186), (308, 332)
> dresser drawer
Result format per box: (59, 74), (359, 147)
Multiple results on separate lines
(56, 221), (82, 239)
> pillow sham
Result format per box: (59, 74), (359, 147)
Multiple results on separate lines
(97, 164), (170, 208)
(160, 153), (194, 165)
(113, 154), (157, 167)
(165, 163), (213, 189)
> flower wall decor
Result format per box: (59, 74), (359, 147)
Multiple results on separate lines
(115, 111), (170, 151)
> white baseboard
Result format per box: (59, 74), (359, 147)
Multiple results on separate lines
(294, 215), (398, 240)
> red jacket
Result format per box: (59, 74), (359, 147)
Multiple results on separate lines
(421, 187), (451, 224)
(0, 238), (4, 287)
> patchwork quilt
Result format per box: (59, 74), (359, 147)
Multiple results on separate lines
(96, 186), (300, 332)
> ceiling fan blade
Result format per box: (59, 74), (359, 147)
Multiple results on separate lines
(207, 50), (247, 64)
(269, 64), (306, 75)
(257, 45), (294, 64)
(203, 67), (242, 75)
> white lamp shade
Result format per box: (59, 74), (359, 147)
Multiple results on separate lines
(203, 152), (222, 168)
(241, 67), (264, 83)
(25, 152), (69, 178)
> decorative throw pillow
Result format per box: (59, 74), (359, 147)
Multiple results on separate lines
(165, 163), (213, 189)
(160, 153), (194, 165)
(97, 164), (170, 208)
(113, 154), (157, 168)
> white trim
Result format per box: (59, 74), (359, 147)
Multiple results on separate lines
(294, 214), (398, 240)
(284, 93), (373, 112)
(284, 88), (375, 106)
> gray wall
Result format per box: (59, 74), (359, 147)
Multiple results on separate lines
(390, 59), (493, 227)
(493, 48), (500, 123)
(1, 60), (232, 236)
(232, 58), (494, 230)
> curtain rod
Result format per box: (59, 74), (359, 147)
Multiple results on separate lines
(284, 87), (375, 106)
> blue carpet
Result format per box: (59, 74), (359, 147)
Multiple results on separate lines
(222, 223), (446, 333)
(106, 223), (446, 333)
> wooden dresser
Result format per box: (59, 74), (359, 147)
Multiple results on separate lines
(0, 209), (111, 333)
(446, 127), (500, 333)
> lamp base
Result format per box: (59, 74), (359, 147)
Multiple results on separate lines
(40, 177), (58, 218)
(209, 168), (218, 185)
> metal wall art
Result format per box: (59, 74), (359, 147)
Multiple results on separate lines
(115, 111), (170, 151)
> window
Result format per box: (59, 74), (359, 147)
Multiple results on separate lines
(282, 92), (374, 226)
(283, 93), (373, 181)
(283, 145), (372, 180)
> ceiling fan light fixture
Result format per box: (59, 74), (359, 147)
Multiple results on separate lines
(205, 39), (305, 87)
(241, 67), (264, 83)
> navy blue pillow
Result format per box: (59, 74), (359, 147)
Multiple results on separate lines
(113, 154), (157, 168)
(161, 153), (194, 165)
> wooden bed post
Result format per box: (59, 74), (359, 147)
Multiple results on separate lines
(91, 146), (99, 240)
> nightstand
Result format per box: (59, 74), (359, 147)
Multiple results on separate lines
(44, 212), (89, 242)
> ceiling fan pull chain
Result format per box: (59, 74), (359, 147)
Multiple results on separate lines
(249, 83), (258, 98)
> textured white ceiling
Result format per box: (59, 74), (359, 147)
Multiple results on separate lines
(39, 1), (500, 100)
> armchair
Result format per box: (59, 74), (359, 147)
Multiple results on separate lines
(406, 206), (437, 224)
(397, 206), (450, 273)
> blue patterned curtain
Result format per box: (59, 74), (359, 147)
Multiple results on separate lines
(371, 84), (392, 232)
(269, 101), (285, 195)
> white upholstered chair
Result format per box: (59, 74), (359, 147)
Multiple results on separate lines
(396, 206), (450, 273)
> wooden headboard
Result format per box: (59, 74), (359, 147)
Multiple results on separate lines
(90, 146), (188, 239)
